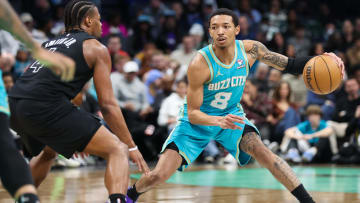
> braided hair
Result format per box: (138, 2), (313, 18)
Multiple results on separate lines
(64, 0), (96, 32)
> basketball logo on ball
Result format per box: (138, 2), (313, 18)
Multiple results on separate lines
(303, 55), (342, 95)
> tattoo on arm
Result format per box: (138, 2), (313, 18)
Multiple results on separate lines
(0, 0), (37, 50)
(248, 41), (288, 70)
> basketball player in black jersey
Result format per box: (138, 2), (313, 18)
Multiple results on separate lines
(0, 0), (75, 202)
(8, 1), (149, 203)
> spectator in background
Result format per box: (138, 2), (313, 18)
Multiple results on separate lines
(113, 53), (130, 74)
(14, 46), (31, 78)
(0, 30), (19, 56)
(170, 35), (197, 66)
(241, 79), (273, 140)
(281, 105), (333, 163)
(268, 69), (282, 97)
(135, 42), (158, 77)
(101, 12), (128, 38)
(158, 80), (187, 133)
(328, 78), (360, 138)
(237, 16), (256, 40)
(184, 0), (203, 27)
(0, 52), (15, 73)
(342, 20), (355, 51)
(2, 72), (14, 93)
(171, 1), (188, 40)
(285, 44), (296, 58)
(346, 36), (360, 69)
(235, 0), (262, 27)
(156, 10), (179, 53)
(282, 71), (308, 108)
(287, 24), (311, 57)
(345, 105), (360, 137)
(51, 5), (65, 36)
(267, 81), (301, 144)
(20, 13), (48, 43)
(252, 62), (269, 93)
(129, 15), (155, 55)
(268, 32), (286, 55)
(189, 23), (206, 50)
(111, 61), (151, 116)
(144, 69), (164, 106)
(284, 9), (298, 39)
(107, 34), (129, 70)
(266, 0), (286, 40)
(143, 0), (169, 36)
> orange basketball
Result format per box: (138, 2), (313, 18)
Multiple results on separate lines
(302, 55), (342, 95)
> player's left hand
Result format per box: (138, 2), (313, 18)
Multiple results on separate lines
(129, 149), (150, 175)
(323, 52), (345, 79)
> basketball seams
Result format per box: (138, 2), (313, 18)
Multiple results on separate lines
(312, 56), (323, 94)
(319, 55), (332, 92)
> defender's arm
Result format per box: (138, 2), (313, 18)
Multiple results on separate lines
(0, 0), (75, 81)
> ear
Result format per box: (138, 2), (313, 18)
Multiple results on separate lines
(84, 16), (92, 27)
(235, 25), (240, 35)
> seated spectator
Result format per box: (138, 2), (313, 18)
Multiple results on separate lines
(282, 73), (308, 109)
(101, 13), (128, 38)
(144, 69), (165, 106)
(328, 78), (360, 139)
(170, 35), (197, 66)
(281, 105), (334, 163)
(0, 52), (15, 73)
(241, 79), (272, 140)
(14, 46), (31, 78)
(267, 69), (282, 97)
(237, 16), (256, 40)
(106, 34), (129, 71)
(267, 81), (301, 144)
(158, 80), (187, 133)
(287, 24), (311, 57)
(20, 12), (48, 43)
(346, 36), (360, 69)
(2, 72), (14, 93)
(252, 62), (269, 93)
(189, 23), (206, 50)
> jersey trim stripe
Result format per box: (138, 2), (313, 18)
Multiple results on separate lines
(199, 50), (214, 84)
(239, 40), (250, 77)
(208, 44), (238, 69)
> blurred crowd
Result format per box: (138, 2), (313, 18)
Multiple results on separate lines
(1, 0), (360, 168)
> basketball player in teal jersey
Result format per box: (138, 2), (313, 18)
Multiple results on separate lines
(127, 8), (344, 203)
(0, 0), (75, 202)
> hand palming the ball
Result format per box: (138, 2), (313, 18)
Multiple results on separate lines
(323, 52), (345, 79)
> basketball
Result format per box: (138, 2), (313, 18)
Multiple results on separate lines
(302, 55), (342, 95)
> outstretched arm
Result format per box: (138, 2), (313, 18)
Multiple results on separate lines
(0, 0), (75, 81)
(243, 40), (345, 77)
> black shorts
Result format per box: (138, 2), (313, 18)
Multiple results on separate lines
(9, 97), (102, 158)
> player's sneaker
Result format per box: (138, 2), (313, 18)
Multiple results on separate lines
(126, 195), (137, 203)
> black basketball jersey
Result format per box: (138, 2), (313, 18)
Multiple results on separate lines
(9, 30), (96, 101)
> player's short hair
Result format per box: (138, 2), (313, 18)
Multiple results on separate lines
(306, 105), (323, 117)
(64, 0), (96, 32)
(208, 8), (239, 27)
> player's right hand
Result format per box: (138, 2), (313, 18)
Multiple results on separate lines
(218, 114), (245, 130)
(33, 46), (75, 82)
(129, 149), (150, 176)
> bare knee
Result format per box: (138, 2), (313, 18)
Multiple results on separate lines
(106, 141), (128, 159)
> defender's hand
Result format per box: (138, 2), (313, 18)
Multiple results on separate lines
(323, 52), (345, 79)
(218, 114), (245, 130)
(129, 149), (150, 175)
(33, 46), (75, 82)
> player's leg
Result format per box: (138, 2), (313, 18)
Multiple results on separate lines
(0, 113), (39, 202)
(82, 125), (129, 203)
(240, 129), (315, 203)
(29, 146), (57, 187)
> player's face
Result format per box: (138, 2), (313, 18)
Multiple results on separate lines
(89, 7), (102, 38)
(209, 15), (240, 48)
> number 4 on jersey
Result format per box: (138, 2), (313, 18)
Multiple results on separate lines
(29, 47), (57, 73)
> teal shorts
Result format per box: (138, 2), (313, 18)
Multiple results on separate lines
(161, 116), (259, 171)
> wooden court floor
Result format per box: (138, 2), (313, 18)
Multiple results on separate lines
(1, 163), (359, 203)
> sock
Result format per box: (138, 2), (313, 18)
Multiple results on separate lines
(108, 193), (126, 203)
(16, 193), (39, 203)
(291, 184), (315, 203)
(127, 184), (142, 201)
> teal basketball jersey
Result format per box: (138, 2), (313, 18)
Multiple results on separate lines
(180, 40), (249, 121)
(0, 70), (10, 116)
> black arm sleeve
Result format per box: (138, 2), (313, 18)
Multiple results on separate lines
(283, 56), (313, 75)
